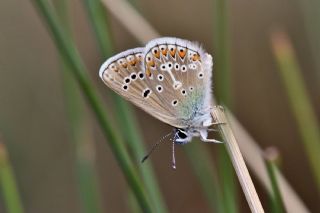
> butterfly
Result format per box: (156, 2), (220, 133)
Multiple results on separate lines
(99, 37), (221, 169)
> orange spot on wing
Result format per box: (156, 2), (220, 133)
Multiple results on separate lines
(192, 53), (201, 61)
(169, 47), (176, 57)
(128, 59), (136, 66)
(147, 59), (155, 68)
(153, 49), (160, 59)
(109, 65), (119, 72)
(161, 48), (167, 56)
(146, 68), (152, 77)
(178, 49), (186, 59)
(122, 63), (128, 68)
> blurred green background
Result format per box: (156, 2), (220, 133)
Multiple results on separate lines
(0, 0), (319, 212)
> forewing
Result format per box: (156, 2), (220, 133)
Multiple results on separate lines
(99, 47), (174, 124)
(142, 37), (213, 128)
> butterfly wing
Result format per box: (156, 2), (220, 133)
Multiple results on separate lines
(99, 38), (213, 129)
(99, 47), (176, 125)
(142, 37), (213, 128)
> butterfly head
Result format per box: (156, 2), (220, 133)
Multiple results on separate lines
(173, 128), (194, 144)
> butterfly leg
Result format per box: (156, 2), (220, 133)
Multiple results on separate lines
(199, 129), (223, 143)
(202, 118), (226, 127)
(171, 139), (176, 170)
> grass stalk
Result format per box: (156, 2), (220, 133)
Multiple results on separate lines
(213, 0), (237, 211)
(32, 1), (152, 211)
(0, 136), (24, 213)
(214, 0), (232, 107)
(264, 147), (285, 213)
(227, 111), (310, 213)
(271, 31), (320, 191)
(82, 1), (167, 212)
(298, 0), (320, 81)
(54, 1), (103, 212)
(211, 106), (264, 213)
(184, 144), (225, 213)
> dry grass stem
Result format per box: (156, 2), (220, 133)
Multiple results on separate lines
(211, 106), (264, 213)
(101, 0), (158, 42)
(228, 111), (310, 213)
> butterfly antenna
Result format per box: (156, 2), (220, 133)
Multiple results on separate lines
(141, 132), (172, 163)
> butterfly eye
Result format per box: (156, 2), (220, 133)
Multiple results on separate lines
(181, 65), (187, 72)
(198, 72), (204, 79)
(177, 130), (188, 139)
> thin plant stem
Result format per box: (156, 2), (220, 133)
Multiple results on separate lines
(227, 111), (310, 213)
(185, 143), (225, 213)
(82, 1), (167, 212)
(32, 1), (152, 211)
(101, 0), (158, 42)
(214, 0), (232, 107)
(211, 106), (265, 213)
(54, 1), (103, 212)
(213, 0), (237, 211)
(0, 136), (24, 213)
(298, 0), (320, 81)
(264, 147), (285, 213)
(271, 31), (320, 191)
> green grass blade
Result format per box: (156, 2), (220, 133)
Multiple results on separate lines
(185, 143), (225, 213)
(82, 1), (168, 212)
(264, 148), (285, 213)
(213, 0), (237, 211)
(271, 31), (320, 191)
(298, 0), (320, 81)
(54, 1), (103, 212)
(214, 0), (232, 107)
(218, 146), (238, 213)
(0, 138), (24, 213)
(32, 1), (152, 211)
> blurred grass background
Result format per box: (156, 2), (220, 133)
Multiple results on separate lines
(0, 0), (319, 212)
